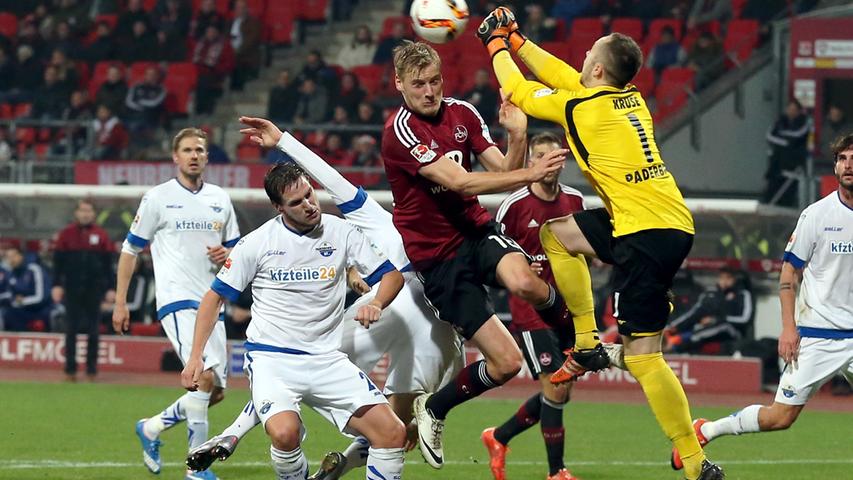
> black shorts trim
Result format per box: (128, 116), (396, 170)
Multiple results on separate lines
(515, 328), (571, 379)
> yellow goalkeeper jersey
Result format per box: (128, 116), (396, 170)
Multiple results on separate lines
(494, 42), (694, 237)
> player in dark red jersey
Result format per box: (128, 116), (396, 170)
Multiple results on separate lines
(381, 40), (569, 468)
(482, 132), (585, 480)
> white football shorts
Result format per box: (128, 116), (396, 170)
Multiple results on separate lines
(244, 349), (388, 434)
(775, 336), (853, 405)
(160, 308), (229, 388)
(341, 273), (464, 395)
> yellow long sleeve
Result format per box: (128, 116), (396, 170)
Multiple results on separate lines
(517, 40), (583, 92)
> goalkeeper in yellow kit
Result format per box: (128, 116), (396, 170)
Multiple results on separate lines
(476, 7), (724, 480)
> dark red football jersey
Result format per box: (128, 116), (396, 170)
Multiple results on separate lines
(496, 185), (585, 331)
(382, 98), (496, 269)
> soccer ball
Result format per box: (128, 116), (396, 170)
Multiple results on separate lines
(410, 0), (470, 44)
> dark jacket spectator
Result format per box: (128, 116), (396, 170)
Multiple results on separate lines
(463, 69), (499, 126)
(92, 104), (129, 159)
(193, 24), (235, 114)
(267, 69), (299, 124)
(152, 29), (188, 62)
(741, 0), (787, 44)
(31, 66), (71, 120)
(819, 105), (853, 170)
(192, 0), (226, 39)
(522, 4), (557, 43)
(125, 67), (167, 131)
(14, 45), (44, 95)
(47, 49), (80, 92)
(53, 199), (114, 377)
(336, 72), (366, 119)
(116, 0), (151, 43)
(335, 25), (377, 69)
(47, 21), (84, 60)
(42, 0), (91, 38)
(667, 267), (753, 354)
(124, 20), (158, 62)
(298, 50), (338, 94)
(95, 66), (128, 117)
(152, 0), (192, 38)
(0, 48), (15, 94)
(373, 22), (411, 65)
(294, 78), (329, 124)
(230, 0), (263, 90)
(763, 99), (811, 206)
(646, 26), (686, 75)
(17, 17), (47, 61)
(686, 31), (724, 90)
(84, 21), (117, 64)
(3, 246), (52, 331)
(60, 89), (94, 155)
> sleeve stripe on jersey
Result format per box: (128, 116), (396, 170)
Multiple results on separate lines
(212, 277), (242, 302)
(559, 184), (586, 208)
(337, 187), (368, 214)
(495, 188), (530, 223)
(565, 88), (638, 165)
(394, 110), (418, 148)
(222, 237), (240, 248)
(363, 259), (396, 287)
(125, 232), (149, 248)
(781, 251), (806, 269)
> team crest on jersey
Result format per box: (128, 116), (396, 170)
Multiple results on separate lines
(223, 257), (232, 270)
(315, 242), (336, 257)
(534, 88), (556, 98)
(781, 385), (797, 398)
(259, 400), (273, 414)
(453, 125), (468, 143)
(410, 144), (437, 164)
(539, 352), (552, 366)
(209, 203), (223, 213)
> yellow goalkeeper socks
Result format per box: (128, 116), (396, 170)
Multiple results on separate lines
(539, 221), (598, 350)
(625, 352), (705, 480)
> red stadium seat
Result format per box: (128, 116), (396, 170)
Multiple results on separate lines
(129, 61), (158, 85)
(164, 84), (192, 115)
(13, 103), (31, 118)
(570, 17), (604, 39)
(724, 19), (759, 65)
(264, 2), (296, 45)
(191, 0), (229, 14)
(143, 0), (157, 10)
(94, 13), (118, 30)
(15, 127), (36, 145)
(34, 142), (50, 159)
(681, 20), (720, 50)
(645, 18), (683, 54)
(89, 61), (125, 98)
(654, 81), (688, 121)
(380, 15), (412, 39)
(129, 323), (162, 336)
(236, 142), (263, 162)
(245, 0), (266, 17)
(0, 12), (18, 38)
(298, 0), (327, 21)
(610, 17), (643, 42)
(660, 67), (695, 88)
(166, 62), (198, 88)
(731, 0), (748, 18)
(0, 103), (12, 119)
(631, 68), (655, 97)
(350, 64), (386, 95)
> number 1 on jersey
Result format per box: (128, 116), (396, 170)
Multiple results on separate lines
(626, 113), (654, 163)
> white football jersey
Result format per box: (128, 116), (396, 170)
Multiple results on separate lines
(122, 179), (240, 318)
(783, 191), (853, 331)
(213, 214), (395, 354)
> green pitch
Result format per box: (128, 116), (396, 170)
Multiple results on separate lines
(1, 382), (850, 479)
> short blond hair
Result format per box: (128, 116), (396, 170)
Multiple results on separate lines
(171, 127), (208, 152)
(392, 40), (442, 80)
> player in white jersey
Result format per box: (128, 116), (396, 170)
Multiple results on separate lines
(181, 162), (408, 480)
(113, 128), (240, 480)
(670, 133), (853, 473)
(185, 117), (463, 479)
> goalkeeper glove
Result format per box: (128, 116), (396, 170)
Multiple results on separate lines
(476, 7), (527, 57)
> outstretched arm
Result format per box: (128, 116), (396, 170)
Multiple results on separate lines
(490, 50), (573, 128)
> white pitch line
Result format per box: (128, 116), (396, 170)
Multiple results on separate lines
(2, 459), (853, 469)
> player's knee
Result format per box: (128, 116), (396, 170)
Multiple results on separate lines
(508, 272), (540, 301)
(267, 426), (301, 451)
(765, 405), (798, 431)
(380, 420), (408, 448)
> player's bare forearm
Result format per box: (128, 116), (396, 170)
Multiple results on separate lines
(189, 290), (224, 360)
(371, 270), (404, 310)
(778, 262), (801, 331)
(516, 40), (582, 91)
(114, 252), (137, 305)
(504, 128), (527, 171)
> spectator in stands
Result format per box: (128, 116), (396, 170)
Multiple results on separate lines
(152, 0), (192, 39)
(96, 65), (128, 118)
(665, 267), (754, 354)
(329, 105), (353, 145)
(47, 48), (80, 92)
(686, 31), (724, 91)
(47, 21), (83, 60)
(230, 0), (262, 91)
(293, 78), (329, 125)
(116, 0), (150, 44)
(193, 23), (235, 115)
(550, 0), (592, 27)
(594, 0), (663, 25)
(336, 71), (366, 118)
(124, 20), (158, 62)
(763, 99), (811, 207)
(42, 0), (91, 38)
(125, 66), (166, 135)
(152, 27), (188, 62)
(355, 100), (382, 125)
(13, 45), (44, 102)
(2, 245), (52, 332)
(17, 16), (47, 61)
(373, 22), (410, 65)
(335, 25), (377, 69)
(463, 68), (499, 126)
(31, 66), (71, 121)
(818, 105), (853, 172)
(83, 20), (117, 65)
(298, 49), (338, 94)
(191, 0), (225, 39)
(59, 89), (94, 156)
(92, 103), (129, 160)
(267, 69), (299, 125)
(0, 128), (12, 163)
(687, 0), (731, 29)
(522, 4), (557, 43)
(0, 48), (15, 96)
(54, 199), (114, 381)
(646, 25), (686, 77)
(321, 133), (351, 165)
(351, 134), (383, 186)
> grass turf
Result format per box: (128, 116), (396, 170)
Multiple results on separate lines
(1, 381), (850, 479)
